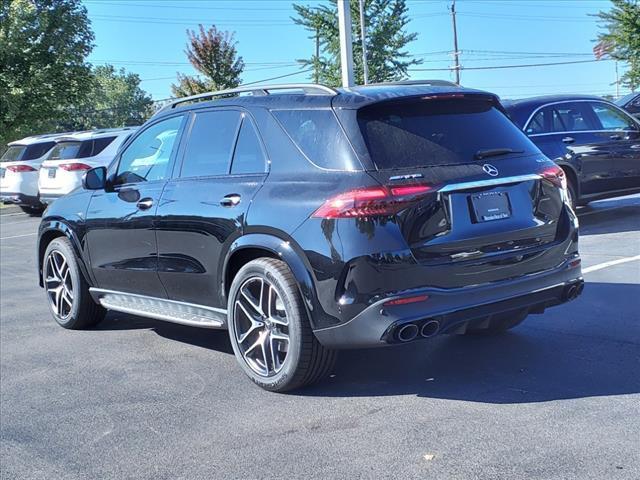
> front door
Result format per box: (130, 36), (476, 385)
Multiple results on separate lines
(156, 109), (268, 309)
(85, 114), (185, 297)
(589, 101), (640, 192)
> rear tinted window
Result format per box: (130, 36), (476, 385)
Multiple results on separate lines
(23, 142), (55, 160)
(357, 97), (538, 169)
(272, 109), (359, 170)
(49, 142), (82, 160)
(1, 146), (26, 162)
(181, 110), (241, 178)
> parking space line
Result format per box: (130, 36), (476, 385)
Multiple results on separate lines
(0, 233), (37, 240)
(582, 255), (640, 274)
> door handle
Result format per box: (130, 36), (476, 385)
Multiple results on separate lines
(610, 134), (622, 140)
(562, 137), (575, 144)
(220, 194), (241, 207)
(136, 198), (154, 210)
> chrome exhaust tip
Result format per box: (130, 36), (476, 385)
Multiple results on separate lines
(397, 323), (419, 342)
(420, 320), (440, 338)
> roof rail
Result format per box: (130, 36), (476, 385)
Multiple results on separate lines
(367, 79), (460, 87)
(156, 83), (338, 114)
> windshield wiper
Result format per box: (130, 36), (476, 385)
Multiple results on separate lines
(475, 148), (524, 160)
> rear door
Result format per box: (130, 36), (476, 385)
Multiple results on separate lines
(85, 114), (185, 297)
(527, 101), (611, 195)
(588, 101), (640, 192)
(155, 108), (268, 308)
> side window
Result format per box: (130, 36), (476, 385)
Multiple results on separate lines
(92, 136), (116, 156)
(526, 110), (547, 135)
(550, 103), (596, 132)
(230, 117), (266, 175)
(181, 110), (241, 178)
(590, 103), (636, 131)
(114, 115), (183, 185)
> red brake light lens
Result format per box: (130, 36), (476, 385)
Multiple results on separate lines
(384, 294), (430, 307)
(59, 163), (92, 171)
(540, 165), (567, 191)
(312, 184), (433, 219)
(6, 164), (36, 172)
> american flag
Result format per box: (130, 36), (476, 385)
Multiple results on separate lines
(593, 41), (611, 60)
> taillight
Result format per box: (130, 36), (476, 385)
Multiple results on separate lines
(540, 165), (567, 191)
(6, 164), (36, 172)
(59, 163), (92, 171)
(312, 184), (433, 219)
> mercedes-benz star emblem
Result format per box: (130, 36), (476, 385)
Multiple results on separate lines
(482, 164), (499, 177)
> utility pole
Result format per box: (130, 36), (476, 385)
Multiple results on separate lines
(314, 26), (320, 84)
(450, 0), (461, 84)
(359, 0), (369, 84)
(337, 0), (355, 87)
(615, 60), (620, 98)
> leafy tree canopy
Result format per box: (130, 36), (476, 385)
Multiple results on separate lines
(0, 0), (94, 145)
(68, 65), (154, 130)
(293, 0), (421, 86)
(172, 25), (245, 97)
(596, 0), (640, 90)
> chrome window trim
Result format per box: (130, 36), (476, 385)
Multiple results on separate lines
(523, 99), (640, 136)
(438, 174), (541, 193)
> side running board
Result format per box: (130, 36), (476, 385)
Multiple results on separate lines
(89, 288), (227, 329)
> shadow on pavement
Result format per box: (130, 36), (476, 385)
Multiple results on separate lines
(302, 281), (640, 402)
(577, 196), (640, 236)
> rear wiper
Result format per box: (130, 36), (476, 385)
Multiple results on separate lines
(475, 148), (524, 160)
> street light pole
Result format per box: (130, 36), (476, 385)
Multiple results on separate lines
(337, 0), (355, 87)
(359, 0), (369, 85)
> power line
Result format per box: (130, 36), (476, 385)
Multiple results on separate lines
(410, 58), (611, 72)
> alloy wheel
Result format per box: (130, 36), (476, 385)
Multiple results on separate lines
(233, 276), (290, 377)
(45, 250), (74, 320)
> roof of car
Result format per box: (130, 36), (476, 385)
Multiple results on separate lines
(156, 82), (497, 118)
(502, 94), (606, 110)
(53, 127), (139, 143)
(7, 131), (81, 147)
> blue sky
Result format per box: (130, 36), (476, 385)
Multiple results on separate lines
(82, 0), (627, 102)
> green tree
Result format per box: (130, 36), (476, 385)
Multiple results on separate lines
(0, 0), (94, 145)
(70, 65), (154, 130)
(595, 0), (640, 89)
(172, 25), (245, 97)
(292, 0), (421, 86)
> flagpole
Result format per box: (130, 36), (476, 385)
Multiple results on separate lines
(615, 60), (619, 98)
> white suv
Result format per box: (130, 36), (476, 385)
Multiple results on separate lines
(38, 128), (137, 204)
(0, 133), (66, 214)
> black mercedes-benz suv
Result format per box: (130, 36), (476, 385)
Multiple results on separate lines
(37, 83), (583, 391)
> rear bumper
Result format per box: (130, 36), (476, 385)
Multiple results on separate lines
(0, 192), (41, 207)
(39, 193), (65, 204)
(313, 257), (583, 349)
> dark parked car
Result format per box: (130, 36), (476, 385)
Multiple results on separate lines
(614, 92), (640, 119)
(504, 95), (640, 207)
(37, 83), (583, 391)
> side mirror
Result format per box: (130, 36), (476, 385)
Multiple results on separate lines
(82, 166), (107, 190)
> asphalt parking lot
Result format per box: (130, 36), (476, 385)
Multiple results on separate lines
(1, 196), (639, 480)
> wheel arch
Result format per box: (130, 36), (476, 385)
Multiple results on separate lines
(38, 221), (92, 288)
(222, 233), (324, 329)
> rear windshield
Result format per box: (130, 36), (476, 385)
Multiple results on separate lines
(48, 137), (116, 160)
(357, 96), (538, 169)
(1, 142), (55, 162)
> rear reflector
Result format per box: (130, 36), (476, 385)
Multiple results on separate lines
(384, 295), (429, 307)
(6, 164), (36, 172)
(540, 165), (567, 191)
(312, 184), (433, 218)
(59, 163), (92, 171)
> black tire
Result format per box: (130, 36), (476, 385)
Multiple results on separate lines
(464, 309), (529, 335)
(566, 178), (578, 210)
(42, 237), (106, 329)
(227, 258), (336, 392)
(20, 205), (45, 216)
